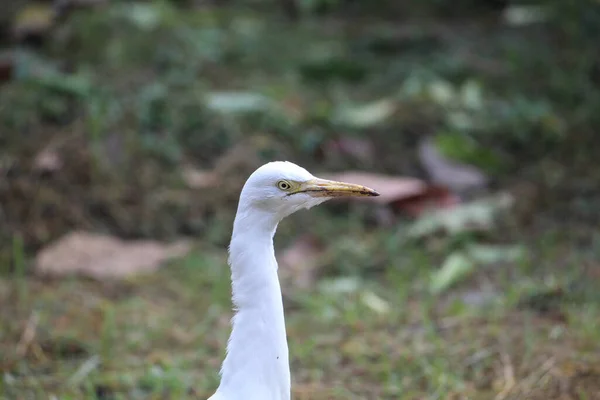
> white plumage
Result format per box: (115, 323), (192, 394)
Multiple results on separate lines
(210, 161), (378, 400)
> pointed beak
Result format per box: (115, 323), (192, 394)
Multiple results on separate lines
(296, 178), (379, 198)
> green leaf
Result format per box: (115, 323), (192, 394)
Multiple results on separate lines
(467, 244), (527, 265)
(332, 99), (395, 128)
(430, 252), (474, 294)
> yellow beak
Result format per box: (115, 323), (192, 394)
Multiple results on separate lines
(295, 178), (379, 198)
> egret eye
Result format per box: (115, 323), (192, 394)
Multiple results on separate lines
(277, 180), (292, 191)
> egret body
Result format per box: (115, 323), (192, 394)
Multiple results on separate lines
(209, 161), (378, 400)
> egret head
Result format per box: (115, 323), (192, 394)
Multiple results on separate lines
(238, 161), (379, 222)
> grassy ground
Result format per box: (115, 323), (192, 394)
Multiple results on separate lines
(2, 215), (600, 399)
(1, 1), (600, 399)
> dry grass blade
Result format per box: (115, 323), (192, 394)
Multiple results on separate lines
(16, 311), (39, 357)
(494, 352), (516, 400)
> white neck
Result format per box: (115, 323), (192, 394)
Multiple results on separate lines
(212, 205), (291, 400)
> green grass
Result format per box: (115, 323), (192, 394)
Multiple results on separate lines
(2, 217), (600, 399)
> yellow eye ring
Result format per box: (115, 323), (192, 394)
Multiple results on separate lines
(277, 180), (291, 191)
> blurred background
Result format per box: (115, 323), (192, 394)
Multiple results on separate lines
(1, 0), (599, 398)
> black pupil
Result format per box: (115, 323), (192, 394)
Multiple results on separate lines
(280, 182), (288, 189)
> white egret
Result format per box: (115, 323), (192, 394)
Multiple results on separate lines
(209, 161), (378, 400)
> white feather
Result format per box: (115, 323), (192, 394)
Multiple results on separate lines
(210, 162), (329, 400)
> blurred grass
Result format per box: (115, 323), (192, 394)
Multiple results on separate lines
(3, 0), (600, 254)
(1, 0), (600, 398)
(2, 218), (600, 398)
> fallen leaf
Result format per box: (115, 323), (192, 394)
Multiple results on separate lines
(408, 192), (514, 238)
(418, 136), (488, 194)
(35, 231), (191, 280)
(279, 235), (325, 290)
(322, 171), (458, 216)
